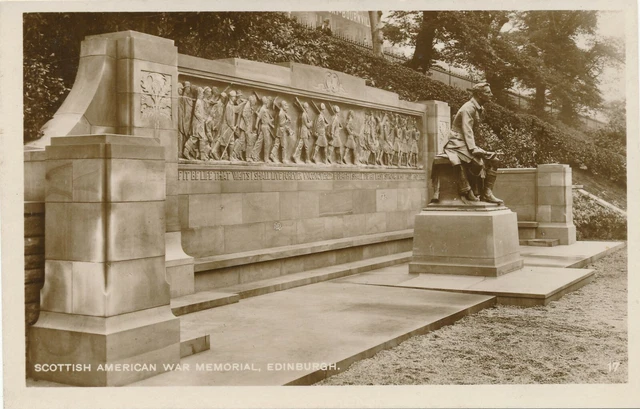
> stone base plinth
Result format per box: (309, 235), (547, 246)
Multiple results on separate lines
(28, 306), (180, 386)
(409, 204), (524, 277)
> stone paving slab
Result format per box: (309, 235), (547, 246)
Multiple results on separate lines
(338, 265), (594, 306)
(519, 241), (625, 268)
(335, 241), (621, 306)
(130, 282), (494, 386)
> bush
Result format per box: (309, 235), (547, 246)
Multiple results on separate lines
(573, 191), (627, 241)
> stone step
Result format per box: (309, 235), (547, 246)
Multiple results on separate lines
(180, 334), (210, 358)
(219, 252), (413, 300)
(519, 238), (560, 247)
(173, 252), (412, 316)
(517, 221), (538, 240)
(171, 291), (240, 316)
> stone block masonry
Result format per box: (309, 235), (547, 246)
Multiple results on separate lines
(29, 135), (180, 386)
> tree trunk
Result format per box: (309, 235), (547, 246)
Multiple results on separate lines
(368, 11), (384, 57)
(408, 11), (438, 74)
(485, 72), (508, 106)
(533, 83), (546, 114)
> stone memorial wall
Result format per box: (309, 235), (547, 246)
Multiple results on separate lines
(174, 56), (431, 289)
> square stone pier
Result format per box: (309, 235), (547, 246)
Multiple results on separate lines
(28, 135), (180, 386)
(409, 158), (524, 277)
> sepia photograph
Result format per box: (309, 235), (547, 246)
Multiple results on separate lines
(1, 0), (638, 407)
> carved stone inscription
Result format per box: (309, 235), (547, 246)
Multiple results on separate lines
(179, 169), (425, 182)
(177, 79), (424, 169)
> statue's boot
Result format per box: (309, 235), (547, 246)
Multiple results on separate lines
(455, 164), (478, 202)
(481, 169), (503, 204)
(269, 143), (280, 163)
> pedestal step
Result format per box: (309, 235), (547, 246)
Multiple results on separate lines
(180, 334), (210, 358)
(520, 238), (560, 247)
(220, 252), (412, 299)
(172, 252), (412, 316)
(171, 291), (239, 316)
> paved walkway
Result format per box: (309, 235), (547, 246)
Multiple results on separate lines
(28, 241), (624, 387)
(132, 282), (493, 386)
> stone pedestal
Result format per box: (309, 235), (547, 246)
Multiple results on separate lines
(29, 135), (180, 386)
(410, 157), (523, 277)
(409, 205), (524, 277)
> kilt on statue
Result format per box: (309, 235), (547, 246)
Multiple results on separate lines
(432, 82), (503, 205)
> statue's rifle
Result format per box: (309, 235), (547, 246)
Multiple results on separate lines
(294, 97), (306, 113)
(311, 101), (329, 126)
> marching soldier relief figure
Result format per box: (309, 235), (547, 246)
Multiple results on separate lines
(327, 105), (343, 164)
(178, 81), (195, 159)
(439, 82), (503, 204)
(205, 87), (224, 159)
(175, 81), (423, 168)
(293, 100), (314, 164)
(312, 102), (330, 164)
(231, 92), (256, 162)
(409, 118), (420, 168)
(254, 95), (275, 163)
(211, 90), (237, 161)
(358, 110), (372, 165)
(343, 110), (358, 165)
(372, 113), (384, 166)
(192, 87), (208, 160)
(381, 113), (394, 166)
(271, 99), (294, 164)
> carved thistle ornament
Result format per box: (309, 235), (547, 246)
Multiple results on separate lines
(140, 71), (172, 127)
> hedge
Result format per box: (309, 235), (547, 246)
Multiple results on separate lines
(573, 192), (627, 241)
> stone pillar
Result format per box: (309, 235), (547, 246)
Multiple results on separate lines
(108, 31), (195, 296)
(535, 164), (576, 245)
(422, 100), (451, 158)
(421, 101), (450, 202)
(29, 135), (180, 386)
(25, 30), (195, 297)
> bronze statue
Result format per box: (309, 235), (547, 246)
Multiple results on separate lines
(441, 82), (502, 204)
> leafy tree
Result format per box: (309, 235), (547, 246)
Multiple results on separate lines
(383, 11), (520, 105)
(382, 11), (443, 73)
(513, 11), (623, 122)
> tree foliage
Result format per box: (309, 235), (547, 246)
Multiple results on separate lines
(382, 10), (624, 123)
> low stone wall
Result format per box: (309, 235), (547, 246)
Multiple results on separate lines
(496, 164), (576, 245)
(178, 165), (425, 257)
(178, 165), (425, 289)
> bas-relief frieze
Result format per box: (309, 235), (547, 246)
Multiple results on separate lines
(177, 79), (424, 169)
(178, 169), (426, 182)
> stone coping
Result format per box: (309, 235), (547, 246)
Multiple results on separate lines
(24, 202), (45, 214)
(518, 221), (539, 228)
(178, 55), (427, 116)
(194, 229), (414, 272)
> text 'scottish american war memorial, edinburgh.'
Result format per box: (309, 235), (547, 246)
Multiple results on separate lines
(22, 15), (625, 387)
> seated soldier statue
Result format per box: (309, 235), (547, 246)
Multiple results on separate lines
(439, 82), (503, 204)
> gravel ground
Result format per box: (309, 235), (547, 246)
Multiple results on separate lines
(317, 247), (627, 385)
